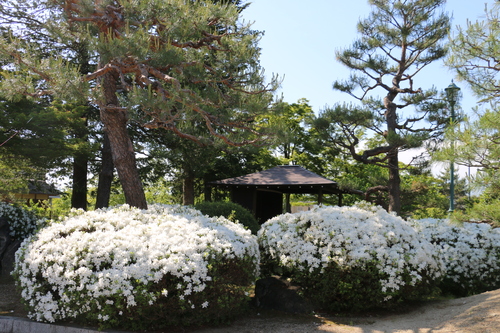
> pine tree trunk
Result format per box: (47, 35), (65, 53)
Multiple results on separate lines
(387, 152), (401, 214)
(385, 95), (401, 215)
(183, 173), (195, 206)
(71, 47), (91, 210)
(95, 132), (114, 209)
(100, 71), (147, 209)
(71, 151), (88, 210)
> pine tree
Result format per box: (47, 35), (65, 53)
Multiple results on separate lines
(447, 3), (500, 103)
(316, 0), (451, 214)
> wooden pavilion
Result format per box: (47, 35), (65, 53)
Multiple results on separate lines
(207, 165), (346, 223)
(13, 180), (60, 207)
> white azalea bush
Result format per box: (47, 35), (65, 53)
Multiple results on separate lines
(412, 218), (500, 296)
(0, 202), (46, 240)
(13, 204), (259, 330)
(258, 204), (444, 312)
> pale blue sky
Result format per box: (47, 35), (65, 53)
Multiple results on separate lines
(241, 0), (494, 114)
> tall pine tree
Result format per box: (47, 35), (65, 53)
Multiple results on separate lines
(315, 0), (451, 214)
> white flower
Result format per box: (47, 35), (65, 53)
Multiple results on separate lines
(258, 203), (444, 297)
(13, 204), (259, 323)
(411, 218), (500, 290)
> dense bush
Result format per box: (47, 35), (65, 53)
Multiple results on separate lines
(195, 201), (260, 234)
(13, 204), (259, 330)
(258, 204), (444, 312)
(412, 218), (500, 296)
(0, 202), (45, 240)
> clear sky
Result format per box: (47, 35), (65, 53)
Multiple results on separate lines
(241, 0), (495, 115)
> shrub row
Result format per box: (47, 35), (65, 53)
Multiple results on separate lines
(6, 201), (500, 330)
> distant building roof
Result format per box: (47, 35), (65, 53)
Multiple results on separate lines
(209, 165), (343, 194)
(27, 180), (60, 195)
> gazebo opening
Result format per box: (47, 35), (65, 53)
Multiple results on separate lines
(207, 165), (346, 223)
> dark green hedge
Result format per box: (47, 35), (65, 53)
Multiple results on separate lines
(194, 201), (260, 234)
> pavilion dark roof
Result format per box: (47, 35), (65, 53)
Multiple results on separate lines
(210, 165), (340, 191)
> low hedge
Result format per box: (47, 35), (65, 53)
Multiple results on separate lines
(195, 201), (260, 234)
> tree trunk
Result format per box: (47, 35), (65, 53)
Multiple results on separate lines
(183, 172), (195, 205)
(387, 152), (401, 214)
(71, 151), (88, 210)
(95, 132), (114, 209)
(100, 71), (147, 209)
(71, 46), (91, 210)
(385, 93), (401, 215)
(204, 175), (212, 202)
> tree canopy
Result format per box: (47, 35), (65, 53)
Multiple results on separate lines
(447, 2), (500, 103)
(0, 0), (279, 209)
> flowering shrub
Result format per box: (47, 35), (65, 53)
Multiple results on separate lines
(0, 202), (45, 240)
(258, 204), (444, 312)
(13, 204), (259, 330)
(412, 218), (500, 296)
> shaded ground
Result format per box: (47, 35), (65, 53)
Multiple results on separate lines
(2, 271), (499, 333)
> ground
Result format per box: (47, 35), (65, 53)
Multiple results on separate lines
(1, 272), (499, 333)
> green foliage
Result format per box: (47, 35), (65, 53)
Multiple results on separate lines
(0, 0), (279, 209)
(0, 157), (34, 197)
(195, 201), (259, 234)
(400, 167), (450, 219)
(434, 109), (500, 171)
(432, 108), (500, 221)
(451, 193), (500, 228)
(262, 99), (317, 162)
(442, 3), (500, 223)
(46, 192), (73, 220)
(446, 3), (500, 102)
(274, 261), (438, 313)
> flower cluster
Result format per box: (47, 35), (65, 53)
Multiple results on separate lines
(0, 202), (45, 240)
(412, 218), (500, 295)
(258, 204), (444, 305)
(13, 204), (259, 327)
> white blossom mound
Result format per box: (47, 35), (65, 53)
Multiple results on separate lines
(258, 204), (444, 300)
(13, 204), (259, 325)
(413, 218), (500, 294)
(0, 202), (45, 240)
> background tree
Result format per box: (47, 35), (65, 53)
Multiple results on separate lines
(0, 0), (278, 209)
(0, 96), (90, 200)
(315, 0), (451, 214)
(442, 2), (500, 172)
(446, 3), (500, 103)
(438, 2), (500, 224)
(267, 99), (316, 163)
(0, 1), (101, 210)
